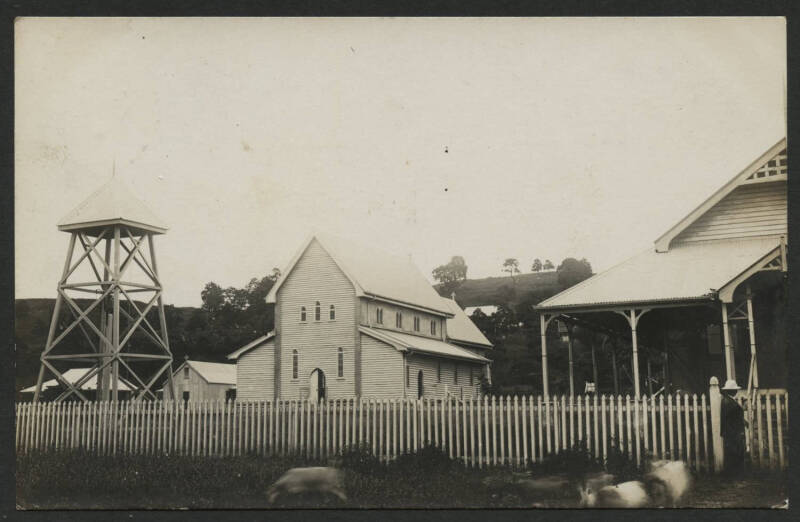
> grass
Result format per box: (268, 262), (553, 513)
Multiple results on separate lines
(16, 446), (787, 509)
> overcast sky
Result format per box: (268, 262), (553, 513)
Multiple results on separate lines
(15, 17), (786, 307)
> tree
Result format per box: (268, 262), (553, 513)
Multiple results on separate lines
(543, 259), (555, 271)
(200, 282), (225, 317)
(531, 258), (542, 273)
(556, 257), (593, 289)
(432, 256), (468, 295)
(502, 258), (520, 278)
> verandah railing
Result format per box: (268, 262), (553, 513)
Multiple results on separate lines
(16, 392), (720, 472)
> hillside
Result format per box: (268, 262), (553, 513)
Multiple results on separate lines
(436, 272), (562, 308)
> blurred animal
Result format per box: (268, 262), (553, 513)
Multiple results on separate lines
(583, 471), (615, 493)
(266, 466), (347, 504)
(579, 480), (650, 508)
(644, 460), (691, 507)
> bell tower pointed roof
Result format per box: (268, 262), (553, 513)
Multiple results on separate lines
(58, 176), (168, 234)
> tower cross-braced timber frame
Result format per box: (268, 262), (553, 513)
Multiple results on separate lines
(34, 222), (176, 403)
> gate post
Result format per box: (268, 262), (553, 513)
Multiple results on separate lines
(709, 377), (724, 473)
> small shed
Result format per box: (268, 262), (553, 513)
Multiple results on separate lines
(162, 360), (237, 402)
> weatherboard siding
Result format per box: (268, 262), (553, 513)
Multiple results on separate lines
(360, 334), (404, 399)
(674, 181), (787, 245)
(360, 299), (445, 341)
(406, 353), (482, 399)
(277, 239), (357, 399)
(164, 365), (233, 402)
(237, 341), (275, 401)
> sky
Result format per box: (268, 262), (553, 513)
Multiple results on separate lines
(15, 17), (786, 307)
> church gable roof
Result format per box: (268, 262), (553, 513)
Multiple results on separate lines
(266, 234), (453, 316)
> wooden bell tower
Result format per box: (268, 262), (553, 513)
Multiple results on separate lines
(33, 177), (176, 402)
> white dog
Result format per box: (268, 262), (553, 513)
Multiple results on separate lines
(579, 480), (650, 508)
(645, 460), (692, 507)
(266, 466), (347, 504)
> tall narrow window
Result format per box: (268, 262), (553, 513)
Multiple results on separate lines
(413, 316), (420, 332)
(437, 362), (441, 382)
(396, 312), (403, 329)
(406, 365), (410, 387)
(300, 306), (307, 322)
(469, 368), (474, 386)
(431, 320), (437, 336)
(292, 350), (299, 379)
(338, 347), (344, 377)
(329, 304), (336, 320)
(376, 308), (383, 324)
(183, 366), (189, 380)
(315, 301), (321, 321)
(454, 364), (458, 384)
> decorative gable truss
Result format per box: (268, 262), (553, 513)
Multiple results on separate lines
(743, 148), (787, 184)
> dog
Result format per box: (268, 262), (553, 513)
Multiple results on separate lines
(578, 480), (650, 508)
(644, 460), (691, 507)
(266, 466), (347, 504)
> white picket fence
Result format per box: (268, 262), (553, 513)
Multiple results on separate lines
(735, 389), (789, 471)
(16, 392), (723, 471)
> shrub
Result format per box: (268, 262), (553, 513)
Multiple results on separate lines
(338, 443), (384, 475)
(529, 440), (602, 481)
(391, 444), (459, 475)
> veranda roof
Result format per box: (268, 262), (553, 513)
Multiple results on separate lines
(359, 327), (490, 363)
(537, 237), (781, 311)
(227, 331), (275, 360)
(440, 297), (493, 348)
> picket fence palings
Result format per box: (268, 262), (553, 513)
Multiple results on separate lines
(20, 403), (27, 453)
(684, 394), (691, 464)
(765, 394), (774, 469)
(526, 396), (534, 463)
(775, 394), (785, 469)
(488, 396), (495, 465)
(591, 395), (599, 460)
(16, 391), (767, 473)
(755, 394), (764, 467)
(504, 396), (512, 465)
(641, 397), (649, 460)
(691, 395), (700, 471)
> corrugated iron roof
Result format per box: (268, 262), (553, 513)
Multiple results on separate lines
(20, 368), (135, 393)
(267, 234), (452, 316)
(227, 331), (275, 360)
(440, 297), (493, 348)
(187, 360), (237, 385)
(58, 177), (168, 233)
(537, 237), (781, 311)
(360, 326), (490, 363)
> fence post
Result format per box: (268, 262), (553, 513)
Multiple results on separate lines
(709, 377), (724, 473)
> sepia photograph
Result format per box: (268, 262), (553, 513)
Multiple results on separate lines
(13, 16), (788, 509)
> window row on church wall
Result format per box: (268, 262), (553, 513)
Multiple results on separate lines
(299, 301), (336, 322)
(365, 300), (442, 339)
